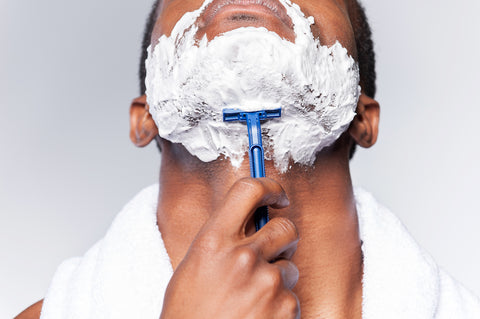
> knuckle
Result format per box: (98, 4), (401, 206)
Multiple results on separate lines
(282, 293), (300, 318)
(264, 267), (283, 291)
(233, 246), (258, 269)
(195, 231), (223, 252)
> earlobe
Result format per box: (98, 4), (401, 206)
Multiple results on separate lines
(348, 94), (380, 148)
(129, 95), (158, 147)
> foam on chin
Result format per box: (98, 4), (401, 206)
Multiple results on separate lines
(145, 0), (360, 172)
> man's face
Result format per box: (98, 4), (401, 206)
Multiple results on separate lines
(152, 0), (356, 58)
(144, 0), (363, 171)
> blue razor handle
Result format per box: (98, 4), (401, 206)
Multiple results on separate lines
(223, 108), (282, 231)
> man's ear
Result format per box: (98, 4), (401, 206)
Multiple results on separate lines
(348, 94), (380, 148)
(129, 95), (158, 147)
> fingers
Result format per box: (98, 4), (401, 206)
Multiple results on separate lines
(211, 177), (290, 236)
(273, 259), (300, 290)
(249, 217), (299, 261)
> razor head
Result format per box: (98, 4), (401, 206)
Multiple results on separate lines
(223, 108), (282, 122)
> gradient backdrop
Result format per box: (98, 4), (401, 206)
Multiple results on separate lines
(1, 0), (480, 317)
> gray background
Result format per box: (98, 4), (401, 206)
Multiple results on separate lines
(1, 0), (479, 317)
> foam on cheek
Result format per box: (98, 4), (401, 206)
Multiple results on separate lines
(145, 0), (360, 172)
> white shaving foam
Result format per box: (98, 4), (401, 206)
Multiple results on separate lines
(146, 0), (360, 172)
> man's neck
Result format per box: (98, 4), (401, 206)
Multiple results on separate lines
(156, 142), (363, 318)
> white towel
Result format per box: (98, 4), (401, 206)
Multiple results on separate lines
(40, 185), (480, 318)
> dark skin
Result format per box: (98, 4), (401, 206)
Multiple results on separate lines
(17, 0), (379, 318)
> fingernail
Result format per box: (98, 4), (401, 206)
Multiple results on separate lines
(282, 196), (290, 207)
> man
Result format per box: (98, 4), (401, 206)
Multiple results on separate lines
(17, 0), (480, 318)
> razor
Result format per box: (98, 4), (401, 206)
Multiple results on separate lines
(223, 108), (282, 231)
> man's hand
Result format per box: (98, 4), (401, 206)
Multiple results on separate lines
(160, 177), (300, 319)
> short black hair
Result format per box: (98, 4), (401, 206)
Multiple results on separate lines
(348, 0), (376, 99)
(346, 0), (376, 157)
(138, 0), (376, 157)
(139, 0), (162, 96)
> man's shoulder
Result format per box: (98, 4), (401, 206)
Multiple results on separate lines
(15, 300), (43, 319)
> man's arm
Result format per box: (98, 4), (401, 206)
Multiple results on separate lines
(15, 300), (43, 319)
(14, 179), (298, 319)
(160, 178), (300, 319)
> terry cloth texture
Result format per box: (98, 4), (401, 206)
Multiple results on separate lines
(40, 184), (480, 318)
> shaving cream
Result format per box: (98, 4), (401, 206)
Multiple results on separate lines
(145, 0), (360, 172)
